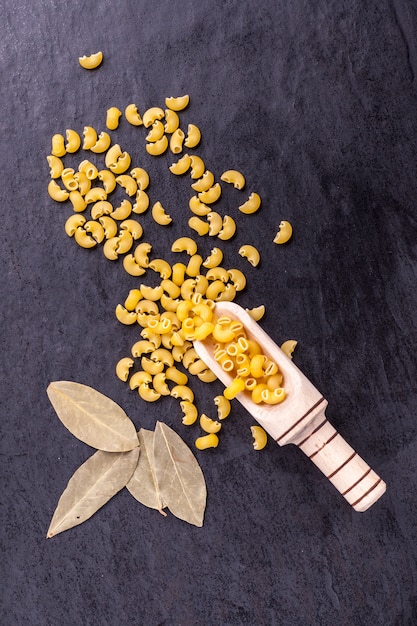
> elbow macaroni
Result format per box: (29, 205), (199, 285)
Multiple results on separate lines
(239, 192), (261, 215)
(152, 201), (172, 226)
(125, 104), (143, 126)
(106, 107), (122, 131)
(78, 51), (103, 69)
(273, 221), (293, 244)
(238, 244), (260, 267)
(220, 169), (245, 190)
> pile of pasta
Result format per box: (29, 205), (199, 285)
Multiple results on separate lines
(47, 90), (293, 450)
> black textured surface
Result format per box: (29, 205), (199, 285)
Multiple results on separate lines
(1, 1), (417, 624)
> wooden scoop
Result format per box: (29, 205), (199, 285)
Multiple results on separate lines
(193, 301), (386, 512)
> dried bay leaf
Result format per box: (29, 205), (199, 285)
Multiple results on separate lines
(47, 446), (140, 538)
(47, 381), (139, 452)
(153, 421), (207, 527)
(126, 429), (166, 515)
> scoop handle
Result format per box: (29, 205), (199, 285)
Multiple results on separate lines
(294, 416), (386, 511)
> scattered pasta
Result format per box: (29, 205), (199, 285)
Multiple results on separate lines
(47, 89), (295, 451)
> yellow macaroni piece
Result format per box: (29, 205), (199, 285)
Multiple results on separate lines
(98, 170), (116, 193)
(206, 267), (229, 283)
(90, 132), (112, 154)
(214, 395), (231, 420)
(78, 51), (103, 69)
(65, 214), (85, 237)
(191, 170), (215, 192)
(171, 236), (198, 255)
(69, 190), (87, 213)
(169, 153), (191, 175)
(129, 371), (151, 390)
(124, 289), (143, 311)
(224, 377), (245, 399)
(180, 401), (198, 425)
(238, 244), (260, 267)
(149, 258), (172, 279)
(169, 128), (185, 154)
(184, 124), (201, 148)
(82, 126), (98, 150)
(188, 216), (209, 236)
(218, 215), (236, 240)
(116, 357), (134, 382)
(189, 196), (210, 216)
(142, 107), (164, 128)
(73, 171), (91, 195)
(48, 180), (69, 202)
(74, 227), (96, 249)
(198, 183), (221, 204)
(47, 155), (64, 179)
(61, 168), (78, 191)
(130, 167), (149, 190)
(186, 254), (203, 278)
(78, 159), (99, 180)
(90, 200), (113, 220)
(136, 299), (159, 315)
(239, 192), (261, 215)
(146, 135), (168, 156)
(195, 433), (219, 450)
(131, 340), (154, 358)
(51, 134), (66, 157)
(153, 373), (170, 396)
(65, 129), (81, 153)
(202, 247), (223, 268)
(146, 120), (165, 142)
(161, 279), (181, 298)
(117, 230), (133, 254)
(152, 201), (172, 226)
(171, 262), (187, 286)
(199, 414), (222, 434)
(132, 190), (150, 214)
(246, 305), (265, 321)
(116, 175), (137, 196)
(273, 220), (293, 244)
(120, 219), (143, 240)
(220, 169), (246, 190)
(280, 340), (297, 359)
(207, 212), (223, 236)
(205, 280), (226, 301)
(84, 187), (107, 204)
(139, 383), (161, 403)
(164, 108), (180, 133)
(228, 268), (246, 291)
(165, 94), (189, 111)
(109, 151), (131, 174)
(197, 368), (217, 383)
(105, 143), (123, 167)
(103, 237), (120, 260)
(251, 425), (267, 450)
(140, 284), (164, 301)
(189, 155), (205, 179)
(123, 254), (146, 276)
(106, 107), (122, 131)
(125, 104), (143, 126)
(171, 384), (194, 402)
(84, 221), (105, 243)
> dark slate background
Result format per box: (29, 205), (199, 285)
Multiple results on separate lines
(1, 1), (417, 624)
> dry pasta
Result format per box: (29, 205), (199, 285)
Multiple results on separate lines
(47, 90), (294, 452)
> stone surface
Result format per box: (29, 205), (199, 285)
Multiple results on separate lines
(1, 1), (417, 624)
